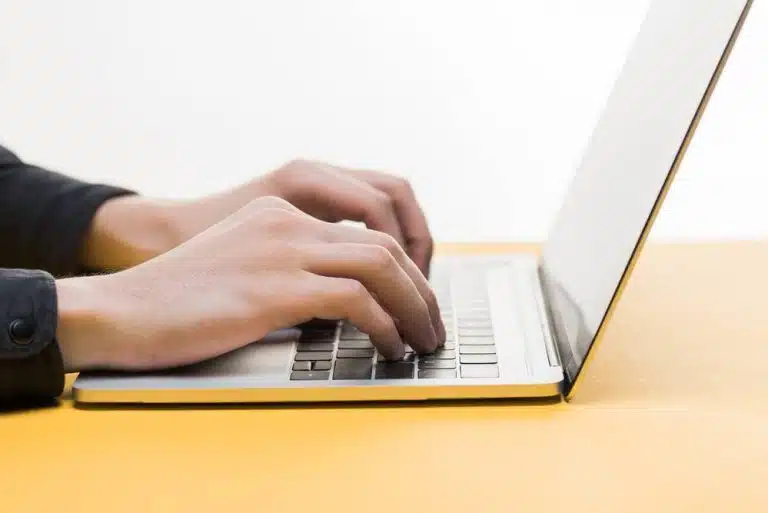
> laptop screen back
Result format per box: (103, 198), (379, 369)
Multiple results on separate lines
(538, 0), (752, 396)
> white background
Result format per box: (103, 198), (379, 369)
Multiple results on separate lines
(0, 0), (765, 242)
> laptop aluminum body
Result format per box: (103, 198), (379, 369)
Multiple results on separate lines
(73, 0), (753, 404)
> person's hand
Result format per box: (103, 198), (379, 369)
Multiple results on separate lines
(58, 197), (445, 371)
(84, 160), (434, 276)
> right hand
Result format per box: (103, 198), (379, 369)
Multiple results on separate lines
(56, 196), (445, 372)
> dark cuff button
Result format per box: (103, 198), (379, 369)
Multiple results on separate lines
(8, 318), (35, 345)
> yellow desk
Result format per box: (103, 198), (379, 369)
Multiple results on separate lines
(4, 243), (768, 513)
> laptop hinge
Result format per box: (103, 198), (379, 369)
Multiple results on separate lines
(532, 264), (562, 368)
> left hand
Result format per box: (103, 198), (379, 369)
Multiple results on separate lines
(83, 159), (434, 276)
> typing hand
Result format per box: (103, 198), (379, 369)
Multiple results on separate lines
(83, 160), (433, 277)
(57, 197), (445, 371)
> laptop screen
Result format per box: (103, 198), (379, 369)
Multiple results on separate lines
(538, 0), (752, 396)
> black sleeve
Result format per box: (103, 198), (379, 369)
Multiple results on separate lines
(0, 144), (136, 404)
(0, 144), (135, 276)
(0, 269), (63, 404)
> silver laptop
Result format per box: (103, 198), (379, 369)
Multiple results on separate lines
(73, 0), (753, 405)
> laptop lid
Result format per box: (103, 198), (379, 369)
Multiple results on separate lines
(538, 0), (753, 400)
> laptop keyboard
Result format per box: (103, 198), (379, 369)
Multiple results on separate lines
(290, 269), (499, 381)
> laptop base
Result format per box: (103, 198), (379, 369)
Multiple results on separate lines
(73, 254), (564, 405)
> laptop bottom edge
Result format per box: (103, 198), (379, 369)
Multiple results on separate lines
(73, 380), (562, 405)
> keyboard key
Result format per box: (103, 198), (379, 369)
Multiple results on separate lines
(340, 324), (369, 340)
(299, 333), (335, 343)
(459, 327), (494, 337)
(377, 352), (415, 363)
(421, 350), (456, 360)
(292, 361), (312, 371)
(457, 316), (490, 324)
(313, 361), (332, 371)
(457, 312), (490, 319)
(418, 359), (456, 370)
(460, 354), (498, 364)
(458, 320), (493, 329)
(460, 364), (499, 378)
(340, 333), (370, 341)
(374, 362), (414, 379)
(459, 336), (494, 345)
(300, 326), (337, 339)
(459, 295), (486, 301)
(333, 359), (373, 380)
(459, 345), (496, 355)
(457, 309), (490, 318)
(438, 342), (455, 350)
(296, 342), (335, 352)
(336, 348), (374, 359)
(418, 369), (457, 379)
(338, 339), (374, 350)
(295, 351), (333, 361)
(457, 318), (490, 324)
(290, 370), (331, 380)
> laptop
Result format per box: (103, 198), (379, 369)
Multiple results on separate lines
(73, 0), (753, 405)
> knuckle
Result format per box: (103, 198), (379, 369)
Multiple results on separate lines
(259, 195), (294, 209)
(258, 206), (296, 232)
(416, 297), (431, 319)
(268, 160), (308, 189)
(395, 176), (413, 194)
(376, 233), (401, 254)
(373, 191), (395, 210)
(240, 198), (266, 216)
(364, 245), (396, 272)
(279, 158), (316, 178)
(424, 287), (439, 308)
(338, 279), (368, 302)
(286, 158), (310, 169)
(242, 195), (293, 216)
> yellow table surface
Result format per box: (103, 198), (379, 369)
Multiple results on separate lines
(3, 242), (768, 513)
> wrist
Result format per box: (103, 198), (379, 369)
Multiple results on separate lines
(56, 276), (121, 372)
(82, 196), (183, 271)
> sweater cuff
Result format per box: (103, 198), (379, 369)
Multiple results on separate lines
(0, 269), (64, 403)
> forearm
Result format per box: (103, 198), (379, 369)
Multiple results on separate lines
(81, 196), (182, 271)
(81, 178), (272, 271)
(0, 145), (135, 276)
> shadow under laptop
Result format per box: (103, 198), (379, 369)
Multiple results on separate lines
(72, 395), (563, 412)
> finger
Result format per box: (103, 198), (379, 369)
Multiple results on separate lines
(303, 241), (439, 355)
(301, 274), (405, 360)
(337, 167), (434, 277)
(322, 222), (444, 343)
(281, 163), (407, 249)
(321, 223), (446, 346)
